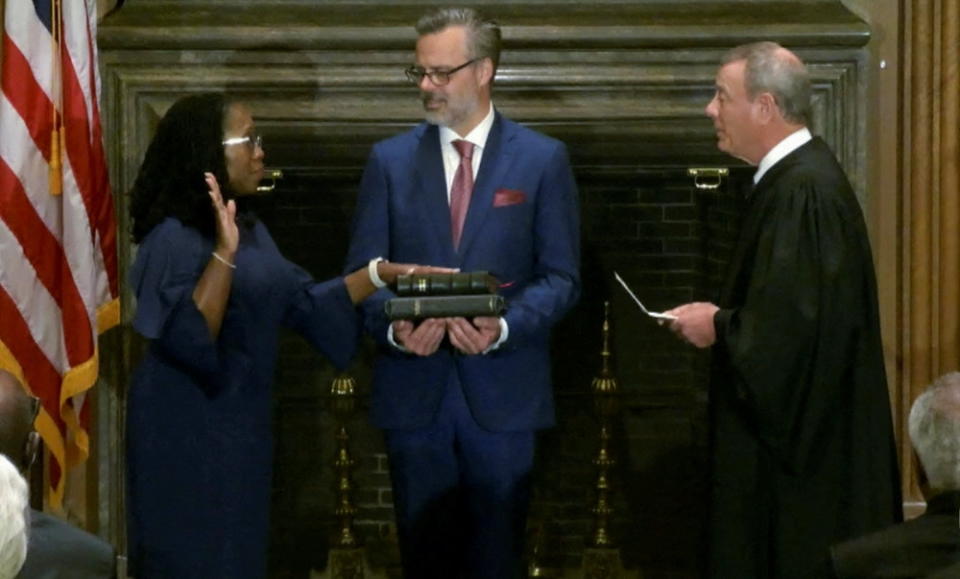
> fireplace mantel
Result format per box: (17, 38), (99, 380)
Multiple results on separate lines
(99, 0), (869, 195)
(100, 1), (869, 50)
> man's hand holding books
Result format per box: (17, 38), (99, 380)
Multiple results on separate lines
(387, 271), (507, 356)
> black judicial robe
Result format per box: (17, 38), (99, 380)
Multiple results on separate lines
(708, 137), (902, 579)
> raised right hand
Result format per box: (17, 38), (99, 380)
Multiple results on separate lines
(204, 172), (238, 257)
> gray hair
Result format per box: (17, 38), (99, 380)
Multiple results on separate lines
(909, 372), (960, 490)
(415, 7), (502, 72)
(0, 454), (28, 579)
(722, 41), (811, 125)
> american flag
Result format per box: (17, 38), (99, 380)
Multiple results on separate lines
(1, 0), (119, 508)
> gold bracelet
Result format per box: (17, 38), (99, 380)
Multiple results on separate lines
(211, 251), (236, 269)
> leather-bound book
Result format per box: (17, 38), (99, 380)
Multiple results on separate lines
(384, 295), (505, 320)
(394, 271), (499, 296)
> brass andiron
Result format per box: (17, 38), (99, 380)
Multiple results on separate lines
(574, 302), (640, 579)
(314, 374), (384, 579)
(591, 303), (618, 548)
(331, 375), (358, 549)
(527, 519), (557, 578)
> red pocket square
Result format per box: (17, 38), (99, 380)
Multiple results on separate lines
(493, 188), (526, 207)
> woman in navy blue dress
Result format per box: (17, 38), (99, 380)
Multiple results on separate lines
(125, 93), (440, 578)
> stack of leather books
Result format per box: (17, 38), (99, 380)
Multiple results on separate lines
(384, 271), (506, 320)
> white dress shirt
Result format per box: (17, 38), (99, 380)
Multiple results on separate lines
(439, 103), (495, 199)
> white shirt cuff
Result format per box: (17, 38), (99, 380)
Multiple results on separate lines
(386, 323), (410, 353)
(482, 317), (509, 354)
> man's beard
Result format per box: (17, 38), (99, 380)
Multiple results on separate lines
(421, 92), (477, 129)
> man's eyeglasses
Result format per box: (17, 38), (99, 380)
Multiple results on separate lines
(222, 133), (263, 152)
(405, 58), (479, 86)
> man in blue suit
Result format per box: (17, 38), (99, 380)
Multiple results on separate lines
(344, 7), (580, 578)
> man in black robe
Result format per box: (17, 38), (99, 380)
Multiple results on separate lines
(666, 42), (902, 578)
(831, 372), (960, 578)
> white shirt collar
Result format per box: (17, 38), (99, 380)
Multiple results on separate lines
(753, 127), (812, 184)
(438, 104), (495, 196)
(439, 102), (495, 151)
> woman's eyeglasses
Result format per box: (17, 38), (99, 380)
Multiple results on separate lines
(222, 133), (263, 152)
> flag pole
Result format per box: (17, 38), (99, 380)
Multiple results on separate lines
(49, 0), (62, 196)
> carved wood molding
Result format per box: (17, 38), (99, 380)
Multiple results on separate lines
(98, 3), (869, 162)
(99, 59), (863, 162)
(100, 0), (869, 50)
(98, 0), (869, 183)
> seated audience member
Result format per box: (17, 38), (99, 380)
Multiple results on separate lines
(831, 371), (960, 578)
(0, 369), (116, 578)
(0, 453), (29, 579)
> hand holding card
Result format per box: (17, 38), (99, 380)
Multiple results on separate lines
(613, 271), (678, 321)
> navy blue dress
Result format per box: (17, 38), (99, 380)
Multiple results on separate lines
(126, 217), (359, 578)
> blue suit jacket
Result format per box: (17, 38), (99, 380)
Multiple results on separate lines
(345, 112), (580, 432)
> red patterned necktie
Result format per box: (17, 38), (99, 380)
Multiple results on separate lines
(450, 139), (475, 250)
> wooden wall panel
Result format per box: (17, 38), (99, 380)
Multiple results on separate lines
(900, 0), (960, 510)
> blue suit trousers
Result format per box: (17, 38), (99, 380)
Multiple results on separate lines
(384, 369), (535, 579)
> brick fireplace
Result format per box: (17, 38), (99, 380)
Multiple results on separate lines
(256, 164), (750, 575)
(97, 2), (870, 576)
